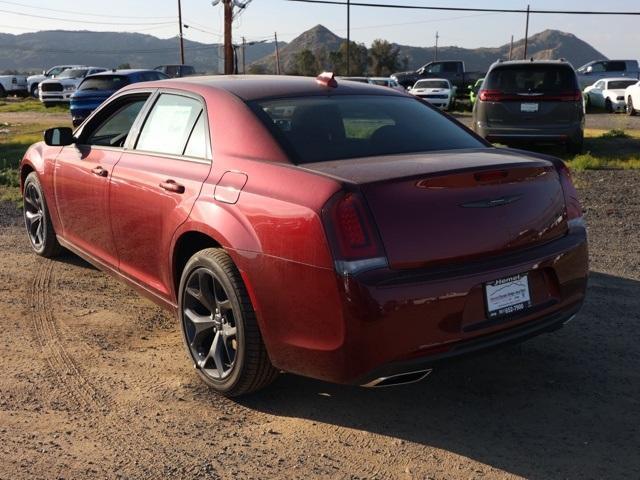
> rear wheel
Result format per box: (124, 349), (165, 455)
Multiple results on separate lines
(178, 248), (278, 396)
(0, 85), (6, 98)
(23, 172), (62, 258)
(566, 136), (584, 155)
(628, 97), (637, 116)
(584, 94), (591, 112)
(605, 98), (613, 113)
(30, 83), (39, 98)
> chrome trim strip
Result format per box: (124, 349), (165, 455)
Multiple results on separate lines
(362, 369), (433, 388)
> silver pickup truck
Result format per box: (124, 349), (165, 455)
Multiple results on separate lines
(576, 60), (640, 89)
(0, 74), (27, 97)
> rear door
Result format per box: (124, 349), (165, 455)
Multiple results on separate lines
(110, 91), (212, 298)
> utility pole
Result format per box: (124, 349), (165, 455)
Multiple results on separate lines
(242, 36), (246, 73)
(509, 35), (514, 60)
(434, 31), (439, 61)
(346, 0), (350, 75)
(523, 4), (530, 60)
(274, 32), (281, 74)
(224, 0), (234, 74)
(177, 0), (185, 64)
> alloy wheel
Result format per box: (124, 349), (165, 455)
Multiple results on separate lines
(182, 267), (238, 380)
(24, 183), (45, 250)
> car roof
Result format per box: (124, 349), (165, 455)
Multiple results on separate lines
(491, 59), (572, 67)
(122, 74), (406, 101)
(415, 78), (450, 83)
(602, 77), (637, 83)
(88, 69), (160, 77)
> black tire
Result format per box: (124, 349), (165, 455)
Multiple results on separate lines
(628, 96), (637, 116)
(0, 85), (6, 98)
(178, 248), (278, 396)
(23, 172), (63, 258)
(605, 98), (613, 113)
(30, 83), (39, 98)
(566, 137), (584, 155)
(584, 94), (591, 112)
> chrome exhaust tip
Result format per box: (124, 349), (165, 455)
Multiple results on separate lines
(362, 369), (433, 388)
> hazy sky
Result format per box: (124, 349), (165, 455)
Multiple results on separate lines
(1, 0), (639, 59)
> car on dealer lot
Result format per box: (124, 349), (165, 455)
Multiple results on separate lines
(19, 73), (588, 396)
(27, 65), (84, 97)
(473, 59), (585, 154)
(408, 78), (455, 110)
(583, 78), (638, 112)
(70, 69), (169, 127)
(576, 60), (640, 89)
(39, 67), (106, 107)
(624, 80), (640, 116)
(0, 73), (27, 97)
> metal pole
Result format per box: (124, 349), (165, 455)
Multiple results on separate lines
(509, 35), (513, 60)
(523, 4), (530, 60)
(346, 0), (350, 75)
(178, 0), (185, 64)
(274, 32), (281, 74)
(224, 0), (234, 74)
(434, 31), (439, 61)
(242, 36), (246, 73)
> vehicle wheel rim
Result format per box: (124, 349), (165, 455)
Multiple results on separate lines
(24, 183), (45, 250)
(183, 268), (238, 380)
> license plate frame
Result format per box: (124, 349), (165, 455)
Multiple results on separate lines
(485, 273), (532, 319)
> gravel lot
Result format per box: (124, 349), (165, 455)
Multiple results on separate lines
(0, 169), (639, 480)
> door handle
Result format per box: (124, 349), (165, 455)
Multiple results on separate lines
(91, 166), (108, 177)
(159, 180), (185, 194)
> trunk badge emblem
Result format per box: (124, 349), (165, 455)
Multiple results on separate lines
(460, 194), (523, 208)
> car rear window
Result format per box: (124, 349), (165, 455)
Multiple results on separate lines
(250, 95), (485, 164)
(485, 64), (578, 93)
(608, 80), (636, 90)
(415, 80), (449, 89)
(79, 76), (129, 91)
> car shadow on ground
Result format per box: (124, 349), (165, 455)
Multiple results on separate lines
(233, 272), (640, 479)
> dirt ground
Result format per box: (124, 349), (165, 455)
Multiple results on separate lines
(1, 168), (639, 479)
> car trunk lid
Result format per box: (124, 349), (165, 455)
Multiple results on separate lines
(305, 148), (568, 269)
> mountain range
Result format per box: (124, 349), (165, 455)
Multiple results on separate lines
(0, 25), (606, 74)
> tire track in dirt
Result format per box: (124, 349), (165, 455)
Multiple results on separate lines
(30, 259), (104, 410)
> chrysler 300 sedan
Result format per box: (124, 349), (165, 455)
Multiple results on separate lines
(20, 74), (588, 396)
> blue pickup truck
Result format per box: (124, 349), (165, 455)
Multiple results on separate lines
(70, 69), (168, 127)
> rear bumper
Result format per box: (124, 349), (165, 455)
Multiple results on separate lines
(249, 228), (589, 385)
(476, 122), (584, 144)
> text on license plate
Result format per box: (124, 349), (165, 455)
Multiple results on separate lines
(485, 273), (532, 319)
(521, 103), (539, 112)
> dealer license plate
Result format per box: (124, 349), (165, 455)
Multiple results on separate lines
(485, 273), (532, 319)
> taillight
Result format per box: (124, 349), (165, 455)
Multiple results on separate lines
(479, 89), (504, 102)
(322, 191), (387, 275)
(545, 90), (583, 102)
(556, 161), (584, 229)
(479, 89), (583, 102)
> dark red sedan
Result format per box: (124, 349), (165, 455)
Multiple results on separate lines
(20, 74), (588, 396)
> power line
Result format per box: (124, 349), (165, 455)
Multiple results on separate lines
(286, 0), (640, 15)
(0, 0), (175, 20)
(0, 8), (176, 26)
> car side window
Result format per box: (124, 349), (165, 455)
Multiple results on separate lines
(135, 94), (204, 156)
(183, 112), (209, 159)
(606, 61), (626, 72)
(595, 81), (604, 89)
(84, 98), (148, 147)
(591, 62), (605, 73)
(443, 62), (458, 73)
(426, 63), (443, 74)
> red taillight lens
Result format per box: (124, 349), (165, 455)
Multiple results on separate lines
(545, 90), (583, 102)
(479, 89), (503, 102)
(322, 192), (387, 274)
(479, 90), (583, 102)
(556, 161), (583, 227)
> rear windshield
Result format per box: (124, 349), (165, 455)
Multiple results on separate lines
(415, 80), (449, 89)
(79, 76), (129, 91)
(485, 65), (577, 93)
(608, 80), (636, 90)
(250, 95), (485, 164)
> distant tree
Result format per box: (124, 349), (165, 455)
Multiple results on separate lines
(292, 49), (319, 76)
(248, 64), (267, 74)
(369, 39), (400, 76)
(328, 41), (368, 76)
(117, 63), (132, 70)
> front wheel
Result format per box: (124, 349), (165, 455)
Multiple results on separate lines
(178, 248), (278, 396)
(628, 97), (637, 116)
(23, 172), (62, 258)
(605, 99), (613, 113)
(30, 83), (39, 98)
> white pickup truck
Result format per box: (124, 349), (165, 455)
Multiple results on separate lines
(38, 66), (106, 106)
(27, 65), (84, 97)
(0, 74), (28, 97)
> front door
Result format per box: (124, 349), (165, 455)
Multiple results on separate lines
(110, 92), (212, 298)
(54, 95), (151, 266)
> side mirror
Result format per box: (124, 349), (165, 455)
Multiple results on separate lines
(42, 70), (46, 75)
(585, 66), (593, 74)
(44, 127), (74, 147)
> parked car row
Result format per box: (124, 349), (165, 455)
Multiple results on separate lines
(583, 77), (640, 115)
